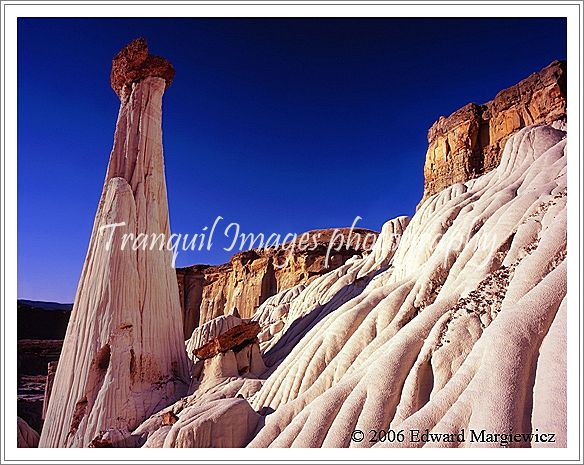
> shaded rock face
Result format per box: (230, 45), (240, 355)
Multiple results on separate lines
(17, 417), (40, 448)
(17, 340), (63, 434)
(16, 303), (67, 434)
(420, 60), (566, 205)
(177, 228), (378, 338)
(39, 39), (188, 447)
(42, 362), (58, 421)
(17, 301), (70, 340)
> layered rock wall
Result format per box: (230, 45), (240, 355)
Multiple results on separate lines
(177, 228), (377, 338)
(420, 60), (566, 205)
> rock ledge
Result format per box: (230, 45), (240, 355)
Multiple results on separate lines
(420, 59), (566, 205)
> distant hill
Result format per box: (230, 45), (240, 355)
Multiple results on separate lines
(17, 300), (73, 311)
(17, 300), (71, 340)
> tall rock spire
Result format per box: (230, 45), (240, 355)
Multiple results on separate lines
(39, 38), (189, 448)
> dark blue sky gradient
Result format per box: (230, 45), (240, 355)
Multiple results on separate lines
(18, 18), (566, 302)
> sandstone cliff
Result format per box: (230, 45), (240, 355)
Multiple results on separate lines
(176, 228), (378, 338)
(39, 39), (189, 448)
(420, 60), (566, 205)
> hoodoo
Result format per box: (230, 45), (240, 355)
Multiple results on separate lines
(39, 38), (189, 447)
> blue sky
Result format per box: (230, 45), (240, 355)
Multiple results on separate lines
(17, 18), (566, 302)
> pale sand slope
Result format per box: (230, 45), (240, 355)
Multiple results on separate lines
(39, 77), (189, 448)
(133, 212), (410, 447)
(246, 124), (566, 448)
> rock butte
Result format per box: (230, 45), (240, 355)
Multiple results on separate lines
(36, 43), (567, 449)
(420, 59), (566, 206)
(39, 38), (189, 448)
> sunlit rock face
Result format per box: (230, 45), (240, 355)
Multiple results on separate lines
(420, 60), (566, 205)
(131, 63), (567, 448)
(39, 39), (189, 448)
(176, 227), (379, 339)
(133, 216), (409, 449)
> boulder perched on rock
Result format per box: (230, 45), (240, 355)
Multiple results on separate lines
(193, 322), (261, 360)
(110, 37), (175, 98)
(185, 314), (243, 362)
